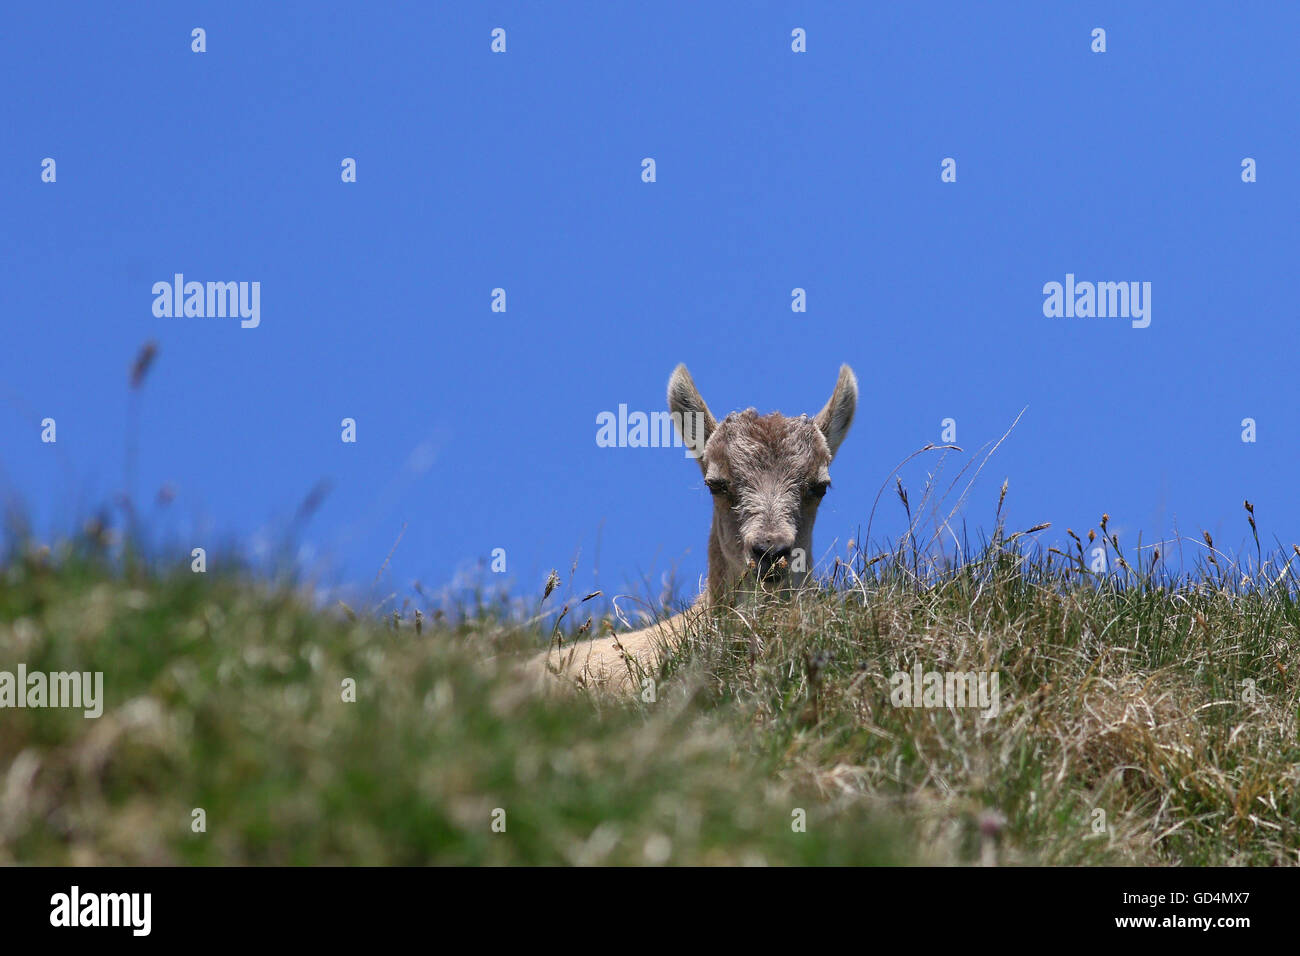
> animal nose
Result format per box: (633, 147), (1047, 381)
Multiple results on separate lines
(751, 541), (792, 564)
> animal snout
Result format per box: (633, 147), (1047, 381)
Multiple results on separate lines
(749, 540), (793, 565)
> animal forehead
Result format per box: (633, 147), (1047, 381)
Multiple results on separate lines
(707, 409), (830, 474)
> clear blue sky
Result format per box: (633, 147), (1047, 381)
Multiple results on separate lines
(2, 3), (1296, 607)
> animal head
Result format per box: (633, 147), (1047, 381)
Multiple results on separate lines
(668, 364), (858, 596)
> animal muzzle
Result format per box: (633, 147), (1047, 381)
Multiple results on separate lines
(747, 540), (794, 579)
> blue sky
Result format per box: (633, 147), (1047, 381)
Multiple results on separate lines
(2, 3), (1297, 607)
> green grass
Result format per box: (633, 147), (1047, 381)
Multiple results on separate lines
(0, 542), (905, 865)
(3, 513), (1299, 865)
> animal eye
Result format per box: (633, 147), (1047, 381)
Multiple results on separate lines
(809, 480), (831, 499)
(705, 478), (729, 496)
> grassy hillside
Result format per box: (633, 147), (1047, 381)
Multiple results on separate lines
(2, 518), (1298, 865)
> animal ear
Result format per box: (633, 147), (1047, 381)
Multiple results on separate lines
(814, 364), (858, 459)
(668, 364), (716, 470)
